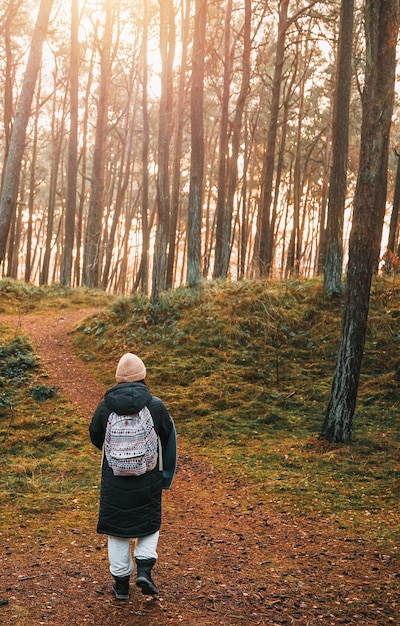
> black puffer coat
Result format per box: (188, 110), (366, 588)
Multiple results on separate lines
(89, 381), (176, 538)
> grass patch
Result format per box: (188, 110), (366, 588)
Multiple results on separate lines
(0, 388), (100, 533)
(74, 277), (400, 548)
(0, 277), (113, 314)
(0, 334), (38, 415)
(0, 277), (399, 550)
(0, 294), (104, 536)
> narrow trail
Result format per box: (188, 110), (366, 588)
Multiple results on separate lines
(4, 308), (105, 416)
(1, 309), (398, 625)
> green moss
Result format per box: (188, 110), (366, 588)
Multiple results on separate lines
(1, 277), (399, 549)
(73, 277), (400, 546)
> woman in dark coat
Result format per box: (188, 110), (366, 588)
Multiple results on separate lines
(89, 353), (177, 600)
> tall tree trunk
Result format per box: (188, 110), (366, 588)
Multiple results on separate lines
(258, 0), (289, 277)
(317, 125), (333, 274)
(40, 71), (65, 285)
(239, 112), (250, 280)
(62, 0), (79, 286)
(75, 46), (95, 286)
(269, 51), (298, 279)
(384, 150), (400, 271)
(102, 94), (135, 290)
(8, 169), (26, 277)
(202, 116), (219, 278)
(151, 0), (175, 302)
(186, 0), (207, 289)
(139, 0), (150, 295)
(166, 0), (190, 290)
(323, 0), (355, 295)
(219, 0), (251, 278)
(286, 42), (306, 279)
(213, 0), (232, 279)
(321, 0), (399, 444)
(83, 0), (112, 288)
(25, 81), (40, 283)
(1, 0), (20, 188)
(0, 0), (54, 265)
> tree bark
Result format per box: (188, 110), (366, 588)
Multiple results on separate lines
(0, 0), (54, 265)
(1, 0), (21, 188)
(384, 150), (400, 267)
(101, 128), (133, 291)
(323, 0), (354, 295)
(166, 0), (191, 290)
(212, 0), (232, 279)
(138, 0), (150, 295)
(151, 0), (175, 302)
(321, 0), (399, 443)
(258, 0), (289, 277)
(219, 0), (251, 278)
(25, 80), (41, 283)
(186, 0), (207, 289)
(83, 0), (113, 288)
(286, 36), (309, 278)
(40, 76), (66, 285)
(74, 45), (94, 287)
(61, 0), (79, 286)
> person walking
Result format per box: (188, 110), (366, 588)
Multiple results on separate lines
(89, 352), (177, 600)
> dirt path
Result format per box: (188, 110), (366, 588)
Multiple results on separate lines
(4, 308), (105, 415)
(1, 310), (398, 625)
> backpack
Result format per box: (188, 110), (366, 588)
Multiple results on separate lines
(104, 406), (158, 477)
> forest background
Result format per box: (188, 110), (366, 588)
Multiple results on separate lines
(1, 0), (400, 298)
(0, 3), (399, 620)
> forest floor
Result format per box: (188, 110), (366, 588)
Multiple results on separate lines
(0, 309), (399, 625)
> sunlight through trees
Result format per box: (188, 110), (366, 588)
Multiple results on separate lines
(1, 0), (399, 295)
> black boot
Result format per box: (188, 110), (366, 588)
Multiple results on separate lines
(135, 558), (158, 595)
(112, 575), (130, 600)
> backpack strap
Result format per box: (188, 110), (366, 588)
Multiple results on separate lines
(145, 400), (163, 472)
(158, 436), (163, 471)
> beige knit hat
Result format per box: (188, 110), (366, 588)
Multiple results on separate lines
(115, 353), (146, 383)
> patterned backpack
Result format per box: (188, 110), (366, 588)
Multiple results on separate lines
(104, 406), (158, 476)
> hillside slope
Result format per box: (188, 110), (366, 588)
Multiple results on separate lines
(0, 279), (398, 624)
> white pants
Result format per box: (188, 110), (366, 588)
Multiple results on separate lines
(108, 532), (159, 578)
